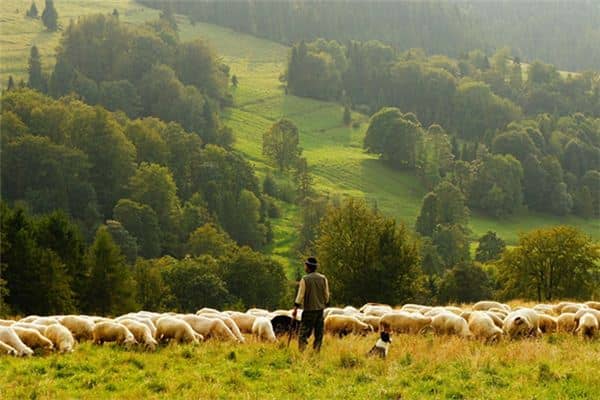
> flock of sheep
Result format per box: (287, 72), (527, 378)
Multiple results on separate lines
(0, 300), (598, 357)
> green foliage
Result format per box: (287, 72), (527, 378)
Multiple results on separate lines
(438, 262), (492, 304)
(286, 41), (343, 100)
(105, 220), (138, 264)
(1, 134), (99, 227)
(26, 2), (38, 18)
(84, 225), (137, 315)
(497, 226), (599, 301)
(27, 46), (46, 93)
(416, 181), (468, 238)
(0, 204), (76, 315)
(364, 108), (424, 169)
(161, 256), (230, 312)
(432, 224), (470, 268)
(316, 198), (422, 305)
(221, 247), (287, 309)
(262, 173), (277, 197)
(41, 0), (58, 31)
(475, 231), (505, 263)
(113, 199), (161, 259)
(469, 154), (523, 217)
(186, 223), (236, 258)
(342, 104), (351, 126)
(262, 119), (301, 171)
(52, 13), (227, 143)
(133, 258), (168, 311)
(452, 80), (521, 141)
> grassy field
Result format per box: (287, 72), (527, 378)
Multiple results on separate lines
(1, 1), (598, 273)
(1, 334), (599, 399)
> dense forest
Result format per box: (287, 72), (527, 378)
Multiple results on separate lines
(286, 39), (600, 219)
(139, 0), (600, 71)
(0, 4), (598, 317)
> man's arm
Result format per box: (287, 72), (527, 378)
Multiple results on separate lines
(294, 278), (305, 308)
(324, 277), (330, 307)
(292, 278), (305, 319)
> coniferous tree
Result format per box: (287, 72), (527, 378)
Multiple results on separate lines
(41, 0), (58, 31)
(6, 75), (15, 91)
(28, 45), (46, 92)
(26, 1), (38, 18)
(84, 226), (137, 315)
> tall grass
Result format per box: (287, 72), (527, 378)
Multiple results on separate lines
(1, 334), (598, 399)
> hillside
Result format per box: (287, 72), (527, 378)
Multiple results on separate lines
(173, 22), (599, 250)
(1, 1), (598, 273)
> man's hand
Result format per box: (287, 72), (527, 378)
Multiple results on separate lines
(292, 307), (298, 320)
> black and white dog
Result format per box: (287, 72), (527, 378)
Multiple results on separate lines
(367, 331), (391, 358)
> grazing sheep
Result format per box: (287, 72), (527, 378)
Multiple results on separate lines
(533, 304), (556, 316)
(561, 304), (586, 314)
(573, 308), (600, 329)
(246, 308), (271, 317)
(400, 304), (430, 313)
(503, 310), (540, 339)
(228, 312), (257, 334)
(379, 312), (431, 334)
(357, 315), (382, 332)
(487, 308), (509, 318)
(0, 340), (18, 356)
(465, 311), (503, 343)
(252, 317), (277, 342)
(324, 315), (373, 337)
(92, 322), (136, 347)
(552, 302), (579, 314)
(212, 315), (246, 343)
(115, 315), (157, 337)
(576, 313), (598, 339)
(324, 307), (345, 318)
(359, 303), (392, 313)
(473, 301), (510, 312)
(363, 305), (394, 317)
(32, 317), (60, 326)
(11, 322), (47, 335)
(0, 318), (15, 327)
(484, 312), (505, 329)
(537, 314), (558, 334)
(156, 317), (201, 344)
(557, 313), (577, 334)
(60, 316), (95, 341)
(431, 312), (472, 338)
(178, 315), (235, 342)
(18, 315), (40, 323)
(444, 306), (464, 315)
(118, 319), (158, 350)
(196, 307), (221, 315)
(0, 327), (34, 356)
(12, 327), (54, 351)
(585, 301), (600, 311)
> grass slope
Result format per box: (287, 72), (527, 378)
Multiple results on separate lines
(1, 2), (598, 273)
(179, 22), (599, 249)
(1, 335), (598, 399)
(0, 0), (160, 85)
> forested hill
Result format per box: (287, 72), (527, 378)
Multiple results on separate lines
(137, 0), (600, 72)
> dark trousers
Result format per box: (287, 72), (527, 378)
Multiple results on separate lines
(299, 309), (324, 352)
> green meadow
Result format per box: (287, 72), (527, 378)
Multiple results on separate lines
(1, 0), (598, 273)
(1, 334), (598, 399)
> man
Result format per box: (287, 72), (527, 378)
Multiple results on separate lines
(292, 257), (330, 352)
